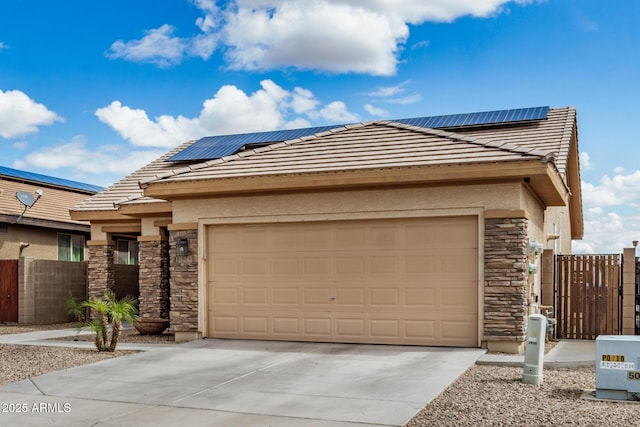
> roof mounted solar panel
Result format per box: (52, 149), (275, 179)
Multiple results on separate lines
(168, 106), (549, 163)
(396, 106), (548, 129)
(168, 125), (338, 162)
(0, 166), (103, 193)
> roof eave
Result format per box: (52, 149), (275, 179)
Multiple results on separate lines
(143, 159), (570, 207)
(69, 209), (140, 222)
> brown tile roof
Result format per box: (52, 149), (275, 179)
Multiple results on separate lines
(144, 122), (556, 183)
(0, 177), (92, 226)
(72, 107), (577, 213)
(71, 140), (195, 213)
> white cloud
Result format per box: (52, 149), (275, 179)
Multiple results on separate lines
(575, 169), (640, 253)
(107, 1), (533, 75)
(582, 171), (640, 208)
(222, 2), (405, 75)
(364, 81), (421, 105)
(614, 166), (626, 174)
(18, 135), (164, 175)
(12, 141), (28, 150)
(0, 90), (63, 139)
(572, 209), (640, 254)
(317, 101), (359, 122)
(0, 42), (7, 50)
(106, 24), (192, 67)
(367, 82), (411, 98)
(95, 101), (196, 147)
(96, 80), (357, 147)
(411, 40), (430, 50)
(364, 104), (388, 117)
(579, 151), (590, 170)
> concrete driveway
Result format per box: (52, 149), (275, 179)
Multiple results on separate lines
(0, 339), (484, 426)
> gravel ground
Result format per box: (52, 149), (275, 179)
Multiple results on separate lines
(405, 365), (640, 427)
(3, 324), (639, 425)
(0, 322), (168, 386)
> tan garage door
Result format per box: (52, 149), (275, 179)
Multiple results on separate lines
(206, 216), (478, 346)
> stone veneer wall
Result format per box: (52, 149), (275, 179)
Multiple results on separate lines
(169, 229), (198, 333)
(138, 239), (170, 319)
(87, 242), (115, 299)
(483, 218), (529, 346)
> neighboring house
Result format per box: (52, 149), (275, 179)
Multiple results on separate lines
(70, 106), (583, 353)
(0, 166), (103, 261)
(0, 166), (103, 324)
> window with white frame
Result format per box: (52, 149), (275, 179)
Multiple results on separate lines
(116, 239), (139, 265)
(58, 234), (85, 261)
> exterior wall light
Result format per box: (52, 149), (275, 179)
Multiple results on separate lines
(176, 238), (189, 256)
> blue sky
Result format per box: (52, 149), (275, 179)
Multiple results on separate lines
(1, 0), (639, 253)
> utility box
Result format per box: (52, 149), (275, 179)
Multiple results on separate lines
(522, 314), (547, 385)
(596, 335), (640, 400)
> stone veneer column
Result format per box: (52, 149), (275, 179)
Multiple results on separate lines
(87, 241), (115, 299)
(169, 226), (199, 343)
(484, 218), (529, 354)
(138, 237), (170, 319)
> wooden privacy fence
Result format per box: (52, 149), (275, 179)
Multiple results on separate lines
(556, 254), (621, 339)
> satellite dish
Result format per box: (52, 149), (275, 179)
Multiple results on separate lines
(16, 191), (37, 207)
(14, 189), (43, 223)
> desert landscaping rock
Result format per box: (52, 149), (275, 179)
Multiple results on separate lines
(3, 324), (639, 425)
(405, 365), (640, 427)
(0, 344), (137, 386)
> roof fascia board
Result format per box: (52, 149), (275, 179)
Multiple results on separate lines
(117, 201), (172, 217)
(0, 214), (90, 233)
(143, 160), (569, 206)
(69, 209), (139, 222)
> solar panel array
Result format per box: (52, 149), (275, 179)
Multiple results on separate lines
(396, 106), (549, 129)
(168, 125), (338, 162)
(168, 106), (549, 162)
(0, 165), (104, 193)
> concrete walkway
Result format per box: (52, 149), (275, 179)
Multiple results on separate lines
(0, 331), (486, 427)
(477, 340), (596, 367)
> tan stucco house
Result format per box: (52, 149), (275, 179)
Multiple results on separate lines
(70, 106), (583, 353)
(0, 166), (102, 261)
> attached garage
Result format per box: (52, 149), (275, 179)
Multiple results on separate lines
(205, 216), (479, 346)
(74, 106), (583, 353)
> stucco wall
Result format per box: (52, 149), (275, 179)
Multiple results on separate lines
(172, 183), (525, 224)
(0, 224), (59, 260)
(544, 206), (573, 254)
(0, 224), (89, 261)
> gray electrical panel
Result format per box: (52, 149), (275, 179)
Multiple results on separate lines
(595, 335), (640, 400)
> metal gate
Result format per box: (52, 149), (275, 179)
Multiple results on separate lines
(0, 260), (19, 323)
(556, 254), (621, 339)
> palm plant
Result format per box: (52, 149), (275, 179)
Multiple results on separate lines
(67, 291), (137, 352)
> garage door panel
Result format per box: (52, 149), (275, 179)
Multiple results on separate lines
(207, 216), (478, 346)
(273, 317), (299, 334)
(304, 318), (332, 336)
(212, 288), (239, 304)
(405, 288), (436, 307)
(273, 288), (300, 305)
(243, 317), (268, 333)
(336, 318), (365, 337)
(303, 288), (332, 305)
(336, 288), (365, 305)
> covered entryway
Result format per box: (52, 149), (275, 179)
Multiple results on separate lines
(205, 216), (478, 346)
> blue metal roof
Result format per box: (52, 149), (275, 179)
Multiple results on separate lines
(168, 106), (549, 163)
(0, 166), (103, 193)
